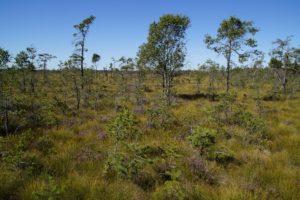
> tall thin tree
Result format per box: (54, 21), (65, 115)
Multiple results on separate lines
(73, 15), (96, 82)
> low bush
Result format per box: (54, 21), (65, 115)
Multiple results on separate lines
(108, 108), (141, 142)
(230, 111), (265, 134)
(209, 147), (235, 167)
(187, 126), (216, 151)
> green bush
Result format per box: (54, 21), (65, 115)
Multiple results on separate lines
(108, 109), (141, 142)
(187, 127), (216, 150)
(137, 145), (165, 159)
(230, 111), (265, 134)
(103, 152), (142, 179)
(146, 104), (176, 130)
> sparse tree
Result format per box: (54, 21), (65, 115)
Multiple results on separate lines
(38, 53), (56, 83)
(201, 59), (220, 99)
(269, 36), (300, 95)
(73, 15), (96, 81)
(204, 16), (259, 92)
(139, 14), (190, 105)
(26, 46), (37, 93)
(15, 50), (30, 91)
(92, 53), (101, 79)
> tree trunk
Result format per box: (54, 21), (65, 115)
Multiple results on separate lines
(226, 60), (230, 93)
(80, 42), (85, 89)
(282, 66), (287, 95)
(74, 78), (81, 110)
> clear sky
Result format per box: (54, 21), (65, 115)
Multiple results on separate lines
(1, 0), (300, 69)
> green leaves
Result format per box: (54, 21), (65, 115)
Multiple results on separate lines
(0, 48), (10, 69)
(138, 14), (190, 74)
(108, 109), (141, 142)
(91, 53), (100, 64)
(73, 15), (96, 33)
(204, 16), (259, 64)
(187, 127), (216, 149)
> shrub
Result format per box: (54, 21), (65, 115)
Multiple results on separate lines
(103, 152), (142, 179)
(209, 147), (235, 167)
(108, 109), (141, 142)
(137, 145), (165, 159)
(146, 104), (175, 129)
(211, 92), (239, 123)
(230, 111), (265, 134)
(187, 127), (216, 151)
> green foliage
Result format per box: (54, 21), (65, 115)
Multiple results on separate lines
(204, 16), (259, 91)
(212, 92), (239, 124)
(103, 152), (141, 179)
(230, 111), (265, 134)
(187, 126), (216, 150)
(269, 57), (282, 69)
(0, 47), (10, 68)
(137, 145), (165, 159)
(108, 108), (141, 142)
(139, 14), (190, 103)
(91, 53), (100, 64)
(146, 104), (175, 129)
(1, 13), (300, 200)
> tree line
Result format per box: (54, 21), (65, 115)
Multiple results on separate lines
(0, 14), (300, 135)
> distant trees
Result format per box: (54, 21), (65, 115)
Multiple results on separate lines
(92, 53), (100, 79)
(204, 16), (259, 92)
(201, 59), (220, 99)
(38, 53), (56, 83)
(73, 15), (96, 80)
(138, 14), (190, 105)
(26, 46), (37, 93)
(269, 37), (300, 95)
(0, 48), (10, 68)
(14, 46), (38, 93)
(15, 50), (30, 91)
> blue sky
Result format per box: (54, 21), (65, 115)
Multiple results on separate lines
(1, 0), (300, 69)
